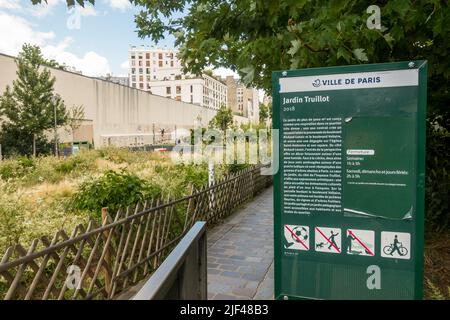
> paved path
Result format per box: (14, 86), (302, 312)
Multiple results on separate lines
(207, 186), (274, 300)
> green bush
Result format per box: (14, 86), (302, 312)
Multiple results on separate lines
(425, 115), (450, 231)
(227, 163), (250, 174)
(0, 191), (26, 249)
(0, 161), (21, 180)
(0, 157), (34, 180)
(54, 153), (94, 174)
(17, 156), (34, 168)
(71, 170), (161, 218)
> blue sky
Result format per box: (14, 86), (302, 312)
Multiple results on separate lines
(0, 0), (182, 76)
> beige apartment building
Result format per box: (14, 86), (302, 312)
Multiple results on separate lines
(225, 76), (259, 124)
(128, 46), (227, 111)
(128, 46), (182, 89)
(148, 73), (227, 110)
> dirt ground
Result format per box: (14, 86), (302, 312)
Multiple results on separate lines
(424, 230), (450, 299)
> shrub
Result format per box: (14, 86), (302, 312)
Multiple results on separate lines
(0, 160), (22, 180)
(0, 190), (26, 249)
(71, 170), (161, 218)
(226, 163), (250, 174)
(0, 157), (35, 180)
(17, 156), (34, 168)
(425, 115), (450, 231)
(426, 278), (450, 300)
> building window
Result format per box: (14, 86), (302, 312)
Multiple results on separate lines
(146, 75), (151, 81)
(159, 61), (163, 67)
(139, 68), (143, 74)
(139, 75), (143, 82)
(131, 68), (136, 74)
(131, 60), (135, 66)
(158, 53), (163, 59)
(176, 96), (181, 101)
(176, 86), (181, 94)
(132, 83), (136, 88)
(146, 53), (150, 59)
(190, 95), (193, 103)
(132, 75), (136, 82)
(139, 83), (143, 89)
(190, 85), (193, 93)
(146, 68), (150, 74)
(146, 60), (150, 67)
(170, 61), (174, 67)
(131, 55), (135, 59)
(166, 87), (171, 94)
(138, 60), (142, 66)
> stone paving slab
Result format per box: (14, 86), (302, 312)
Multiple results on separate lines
(208, 186), (274, 300)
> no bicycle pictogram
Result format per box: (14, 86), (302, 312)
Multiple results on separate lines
(346, 229), (375, 256)
(284, 225), (310, 251)
(315, 227), (341, 254)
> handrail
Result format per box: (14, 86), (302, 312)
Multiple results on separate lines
(132, 221), (207, 300)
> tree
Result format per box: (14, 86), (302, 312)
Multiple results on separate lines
(126, 1), (448, 109)
(66, 104), (86, 145)
(0, 44), (68, 156)
(35, 1), (449, 112)
(259, 103), (269, 124)
(209, 105), (233, 132)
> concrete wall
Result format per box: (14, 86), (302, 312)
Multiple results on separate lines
(0, 53), (217, 148)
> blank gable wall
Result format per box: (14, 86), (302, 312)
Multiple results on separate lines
(0, 54), (217, 147)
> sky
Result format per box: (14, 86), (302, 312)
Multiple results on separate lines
(0, 0), (238, 78)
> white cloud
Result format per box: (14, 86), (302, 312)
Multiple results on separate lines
(105, 0), (131, 11)
(0, 11), (55, 55)
(78, 4), (97, 17)
(0, 0), (21, 10)
(42, 37), (111, 76)
(0, 11), (111, 77)
(120, 60), (129, 69)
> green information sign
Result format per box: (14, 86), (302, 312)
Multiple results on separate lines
(272, 61), (427, 300)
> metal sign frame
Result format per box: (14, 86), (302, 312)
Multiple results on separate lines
(272, 61), (427, 300)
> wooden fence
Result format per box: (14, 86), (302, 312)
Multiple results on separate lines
(0, 165), (272, 300)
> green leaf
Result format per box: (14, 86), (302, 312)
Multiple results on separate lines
(353, 48), (368, 62)
(241, 65), (255, 85)
(287, 39), (302, 56)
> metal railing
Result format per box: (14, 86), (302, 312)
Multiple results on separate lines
(132, 221), (207, 300)
(0, 164), (272, 300)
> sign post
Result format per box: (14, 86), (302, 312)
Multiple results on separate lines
(273, 61), (427, 299)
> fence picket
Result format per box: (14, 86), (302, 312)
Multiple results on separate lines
(0, 164), (272, 300)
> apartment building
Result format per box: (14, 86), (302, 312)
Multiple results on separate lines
(226, 76), (259, 123)
(148, 73), (227, 110)
(128, 46), (230, 111)
(128, 46), (182, 90)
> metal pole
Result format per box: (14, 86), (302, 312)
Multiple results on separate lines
(208, 161), (215, 219)
(54, 100), (58, 157)
(152, 123), (155, 145)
